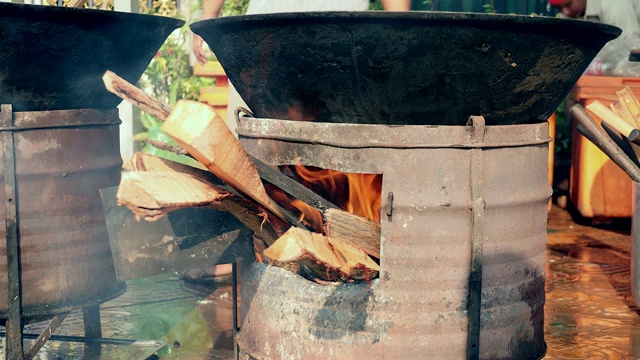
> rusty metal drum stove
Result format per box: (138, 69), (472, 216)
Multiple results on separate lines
(0, 107), (125, 316)
(0, 3), (183, 357)
(191, 11), (622, 360)
(236, 115), (550, 359)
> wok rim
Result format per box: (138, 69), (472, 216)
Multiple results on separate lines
(191, 10), (621, 39)
(0, 1), (186, 27)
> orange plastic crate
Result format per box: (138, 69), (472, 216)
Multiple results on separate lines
(195, 61), (229, 123)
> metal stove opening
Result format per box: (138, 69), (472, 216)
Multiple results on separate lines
(262, 164), (383, 283)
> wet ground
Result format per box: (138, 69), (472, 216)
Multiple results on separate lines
(544, 205), (639, 359)
(3, 204), (640, 359)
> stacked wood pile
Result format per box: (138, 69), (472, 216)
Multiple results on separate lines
(104, 71), (381, 283)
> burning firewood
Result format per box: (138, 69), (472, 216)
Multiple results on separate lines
(103, 70), (381, 282)
(104, 70), (300, 227)
(324, 208), (381, 258)
(264, 227), (379, 282)
(160, 100), (307, 228)
(128, 152), (290, 245)
(131, 152), (221, 186)
(116, 171), (229, 221)
(160, 101), (381, 265)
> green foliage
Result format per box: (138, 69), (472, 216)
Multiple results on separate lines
(222, 0), (249, 15)
(126, 277), (217, 358)
(369, 0), (383, 10)
(482, 0), (496, 13)
(135, 1), (250, 167)
(136, 22), (214, 167)
(138, 23), (213, 108)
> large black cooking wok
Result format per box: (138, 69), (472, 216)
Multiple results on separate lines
(191, 11), (620, 125)
(0, 3), (184, 111)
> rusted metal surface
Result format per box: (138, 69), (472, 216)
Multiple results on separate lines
(23, 312), (69, 360)
(236, 118), (551, 359)
(0, 108), (124, 318)
(632, 180), (640, 308)
(101, 186), (255, 281)
(236, 117), (551, 149)
(1, 104), (23, 359)
(467, 116), (486, 360)
(192, 12), (619, 126)
(0, 2), (183, 112)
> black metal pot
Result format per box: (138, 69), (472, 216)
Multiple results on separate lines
(0, 3), (184, 111)
(192, 11), (620, 125)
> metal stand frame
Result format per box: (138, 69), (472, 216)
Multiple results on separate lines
(233, 262), (240, 360)
(0, 105), (107, 359)
(2, 103), (23, 359)
(466, 116), (486, 360)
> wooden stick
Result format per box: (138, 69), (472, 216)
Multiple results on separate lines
(264, 227), (379, 282)
(145, 139), (190, 156)
(160, 100), (301, 226)
(600, 121), (640, 167)
(324, 208), (381, 258)
(131, 152), (289, 245)
(586, 100), (640, 144)
(628, 140), (640, 166)
(617, 86), (640, 124)
(103, 70), (341, 213)
(103, 70), (381, 256)
(116, 171), (230, 221)
(103, 71), (171, 122)
(254, 160), (340, 213)
(610, 101), (636, 127)
(572, 105), (640, 182)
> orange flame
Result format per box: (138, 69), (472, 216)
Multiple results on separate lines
(293, 165), (382, 222)
(290, 198), (324, 231)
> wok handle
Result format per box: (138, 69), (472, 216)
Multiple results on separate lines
(571, 104), (640, 182)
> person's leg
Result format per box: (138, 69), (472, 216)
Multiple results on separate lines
(203, 263), (233, 277)
(182, 263), (233, 283)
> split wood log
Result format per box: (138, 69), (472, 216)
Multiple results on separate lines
(586, 100), (640, 144)
(611, 100), (637, 127)
(145, 139), (191, 157)
(116, 171), (229, 221)
(264, 227), (379, 282)
(324, 208), (381, 258)
(160, 100), (302, 226)
(103, 70), (382, 264)
(135, 139), (382, 256)
(617, 86), (640, 125)
(156, 100), (381, 257)
(103, 71), (300, 227)
(103, 70), (340, 214)
(131, 152), (224, 188)
(130, 152), (289, 245)
(103, 71), (171, 121)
